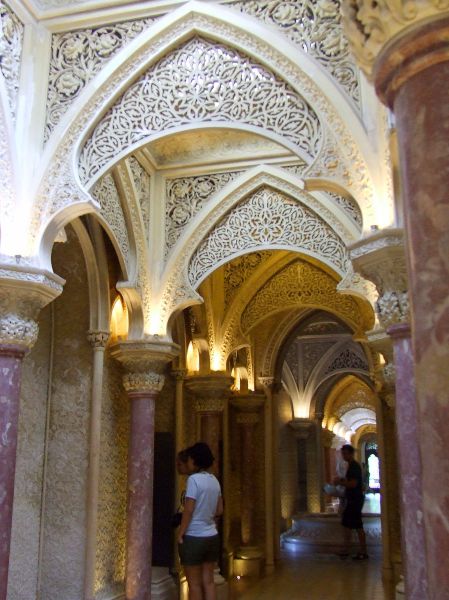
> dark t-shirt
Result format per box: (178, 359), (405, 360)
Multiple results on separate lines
(345, 460), (364, 502)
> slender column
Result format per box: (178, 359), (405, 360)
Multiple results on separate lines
(289, 419), (314, 512)
(259, 378), (275, 572)
(314, 412), (325, 512)
(0, 267), (62, 600)
(84, 331), (109, 600)
(111, 339), (179, 600)
(173, 369), (187, 509)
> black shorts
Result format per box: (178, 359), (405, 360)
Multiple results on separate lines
(178, 534), (220, 566)
(342, 496), (365, 530)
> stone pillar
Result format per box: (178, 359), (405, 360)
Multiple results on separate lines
(288, 419), (315, 513)
(84, 330), (109, 600)
(259, 377), (275, 573)
(231, 395), (264, 577)
(0, 266), (63, 600)
(343, 6), (449, 598)
(173, 369), (187, 511)
(314, 412), (325, 512)
(351, 230), (425, 597)
(111, 339), (179, 600)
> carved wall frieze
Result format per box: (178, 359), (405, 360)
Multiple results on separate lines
(45, 17), (156, 138)
(231, 0), (361, 107)
(0, 2), (24, 120)
(189, 186), (349, 288)
(79, 36), (321, 183)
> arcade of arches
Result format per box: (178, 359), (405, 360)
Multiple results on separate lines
(0, 1), (448, 600)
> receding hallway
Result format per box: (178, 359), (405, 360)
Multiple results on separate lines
(230, 550), (393, 600)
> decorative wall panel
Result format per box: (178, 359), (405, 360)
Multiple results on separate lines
(79, 37), (321, 183)
(302, 340), (335, 382)
(327, 192), (362, 226)
(128, 156), (151, 236)
(166, 171), (241, 254)
(230, 0), (360, 107)
(189, 187), (348, 287)
(95, 354), (128, 599)
(8, 306), (52, 600)
(45, 17), (155, 138)
(324, 346), (368, 374)
(0, 2), (23, 120)
(39, 227), (91, 600)
(224, 250), (273, 308)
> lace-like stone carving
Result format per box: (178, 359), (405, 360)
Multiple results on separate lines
(324, 347), (368, 374)
(166, 171), (241, 254)
(327, 192), (362, 227)
(303, 340), (336, 381)
(224, 251), (273, 308)
(45, 17), (156, 139)
(241, 260), (362, 333)
(0, 2), (24, 120)
(0, 314), (39, 348)
(91, 174), (130, 269)
(79, 37), (321, 183)
(128, 156), (151, 236)
(189, 186), (348, 287)
(231, 0), (360, 107)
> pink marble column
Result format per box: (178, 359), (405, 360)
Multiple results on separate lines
(238, 414), (259, 546)
(388, 324), (427, 599)
(126, 389), (157, 600)
(0, 345), (27, 600)
(199, 412), (223, 478)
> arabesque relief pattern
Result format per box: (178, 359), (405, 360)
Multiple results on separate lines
(327, 192), (362, 226)
(45, 17), (156, 138)
(232, 0), (360, 106)
(189, 187), (348, 287)
(165, 171), (241, 254)
(241, 260), (363, 333)
(128, 156), (151, 237)
(224, 251), (273, 308)
(79, 36), (322, 183)
(0, 1), (23, 120)
(91, 173), (130, 269)
(324, 346), (369, 374)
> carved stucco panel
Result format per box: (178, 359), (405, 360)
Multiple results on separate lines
(189, 186), (349, 287)
(0, 2), (24, 121)
(128, 156), (151, 237)
(224, 251), (273, 309)
(231, 0), (360, 108)
(79, 36), (322, 183)
(166, 171), (242, 255)
(45, 17), (156, 139)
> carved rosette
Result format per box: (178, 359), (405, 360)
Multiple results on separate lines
(349, 229), (409, 330)
(0, 265), (64, 350)
(110, 338), (180, 396)
(341, 0), (449, 103)
(87, 330), (110, 348)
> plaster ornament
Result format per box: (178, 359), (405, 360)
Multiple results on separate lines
(45, 17), (156, 138)
(79, 37), (321, 183)
(231, 0), (361, 106)
(0, 2), (23, 120)
(0, 314), (39, 348)
(189, 186), (349, 288)
(123, 371), (165, 393)
(128, 156), (151, 237)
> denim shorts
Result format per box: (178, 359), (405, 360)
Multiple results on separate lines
(178, 534), (220, 566)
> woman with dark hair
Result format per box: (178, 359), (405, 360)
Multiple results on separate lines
(177, 442), (223, 600)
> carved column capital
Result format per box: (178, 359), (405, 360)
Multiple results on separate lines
(231, 393), (265, 425)
(350, 229), (410, 329)
(288, 418), (314, 439)
(341, 0), (449, 103)
(0, 265), (64, 350)
(185, 372), (234, 412)
(172, 368), (187, 381)
(87, 330), (110, 349)
(111, 337), (179, 395)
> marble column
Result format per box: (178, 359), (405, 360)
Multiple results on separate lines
(289, 419), (315, 513)
(231, 394), (264, 576)
(259, 377), (276, 572)
(173, 369), (187, 510)
(314, 412), (325, 512)
(111, 339), (179, 600)
(351, 231), (425, 597)
(343, 6), (449, 598)
(84, 330), (109, 600)
(0, 266), (63, 600)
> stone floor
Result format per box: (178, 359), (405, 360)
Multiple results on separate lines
(229, 548), (395, 600)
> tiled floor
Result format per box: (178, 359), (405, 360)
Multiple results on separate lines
(229, 549), (394, 600)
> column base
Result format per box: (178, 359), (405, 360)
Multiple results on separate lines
(151, 567), (177, 600)
(395, 576), (405, 599)
(233, 547), (264, 577)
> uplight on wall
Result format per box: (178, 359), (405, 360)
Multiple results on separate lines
(110, 295), (129, 339)
(186, 341), (200, 372)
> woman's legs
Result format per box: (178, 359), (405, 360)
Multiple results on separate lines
(184, 565), (203, 600)
(201, 562), (217, 600)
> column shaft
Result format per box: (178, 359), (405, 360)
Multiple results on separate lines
(0, 346), (26, 600)
(199, 412), (222, 479)
(389, 324), (427, 599)
(126, 391), (157, 600)
(264, 392), (275, 570)
(239, 421), (257, 546)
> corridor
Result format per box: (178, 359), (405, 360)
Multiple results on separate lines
(230, 549), (393, 600)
